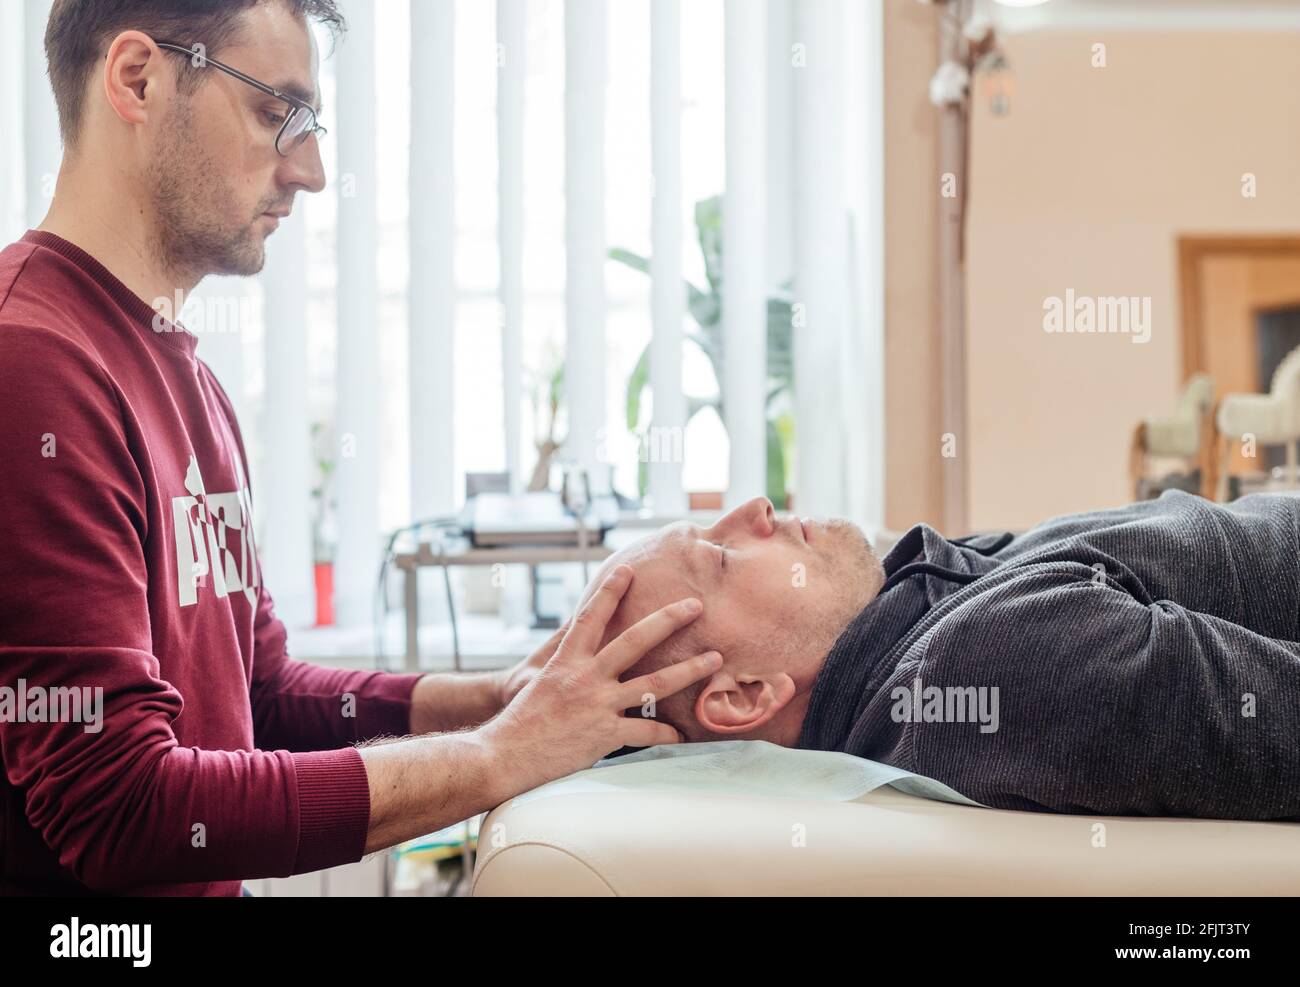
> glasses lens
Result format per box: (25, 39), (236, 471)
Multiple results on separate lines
(277, 107), (316, 154)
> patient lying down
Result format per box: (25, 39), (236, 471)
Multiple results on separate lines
(583, 491), (1300, 821)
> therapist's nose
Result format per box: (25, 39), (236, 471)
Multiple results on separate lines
(277, 133), (327, 195)
(711, 497), (776, 541)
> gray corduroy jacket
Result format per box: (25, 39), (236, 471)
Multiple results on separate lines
(798, 490), (1300, 819)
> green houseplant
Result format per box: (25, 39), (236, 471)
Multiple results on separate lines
(610, 195), (795, 507)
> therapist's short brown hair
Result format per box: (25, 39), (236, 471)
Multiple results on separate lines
(44, 0), (345, 148)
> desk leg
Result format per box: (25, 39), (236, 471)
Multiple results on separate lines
(404, 567), (419, 673)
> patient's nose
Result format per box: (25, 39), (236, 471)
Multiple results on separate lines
(713, 496), (776, 540)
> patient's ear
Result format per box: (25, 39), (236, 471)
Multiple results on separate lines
(695, 669), (797, 734)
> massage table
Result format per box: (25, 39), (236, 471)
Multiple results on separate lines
(473, 779), (1300, 897)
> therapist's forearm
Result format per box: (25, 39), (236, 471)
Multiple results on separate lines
(408, 671), (503, 734)
(359, 730), (514, 854)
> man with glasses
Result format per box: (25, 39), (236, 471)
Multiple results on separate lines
(0, 0), (713, 897)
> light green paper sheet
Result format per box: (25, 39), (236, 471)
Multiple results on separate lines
(507, 739), (986, 809)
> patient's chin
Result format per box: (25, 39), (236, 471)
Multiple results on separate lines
(828, 523), (886, 606)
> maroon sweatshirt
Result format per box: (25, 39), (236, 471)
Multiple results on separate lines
(0, 231), (425, 896)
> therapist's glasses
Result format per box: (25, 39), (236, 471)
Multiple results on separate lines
(155, 41), (326, 156)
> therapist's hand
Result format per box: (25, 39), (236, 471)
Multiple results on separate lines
(492, 620), (569, 710)
(475, 563), (720, 797)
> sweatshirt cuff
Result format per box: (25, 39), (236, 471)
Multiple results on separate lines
(355, 671), (426, 741)
(291, 746), (373, 874)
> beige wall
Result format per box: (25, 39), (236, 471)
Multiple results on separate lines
(965, 30), (1300, 530)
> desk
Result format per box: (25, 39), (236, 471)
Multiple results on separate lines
(392, 539), (613, 672)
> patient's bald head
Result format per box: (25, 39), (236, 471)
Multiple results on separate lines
(587, 497), (885, 745)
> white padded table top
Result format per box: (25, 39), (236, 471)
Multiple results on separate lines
(473, 786), (1300, 896)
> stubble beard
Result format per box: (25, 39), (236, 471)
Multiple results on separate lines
(148, 100), (270, 282)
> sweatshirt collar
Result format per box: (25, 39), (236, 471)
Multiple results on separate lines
(21, 230), (199, 359)
(796, 523), (1014, 753)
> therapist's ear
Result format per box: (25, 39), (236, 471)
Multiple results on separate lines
(102, 32), (167, 131)
(695, 668), (797, 734)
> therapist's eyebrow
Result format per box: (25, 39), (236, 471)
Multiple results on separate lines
(273, 79), (322, 113)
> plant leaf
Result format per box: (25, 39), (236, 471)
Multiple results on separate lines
(608, 246), (651, 274)
(695, 196), (724, 295)
(626, 343), (650, 431)
(766, 417), (786, 507)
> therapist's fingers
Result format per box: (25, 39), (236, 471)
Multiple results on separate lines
(619, 717), (685, 750)
(597, 597), (703, 675)
(619, 650), (722, 709)
(530, 620), (570, 667)
(559, 564), (632, 661)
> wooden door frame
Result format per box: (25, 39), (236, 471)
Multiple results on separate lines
(1178, 235), (1300, 380)
(1178, 235), (1300, 497)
